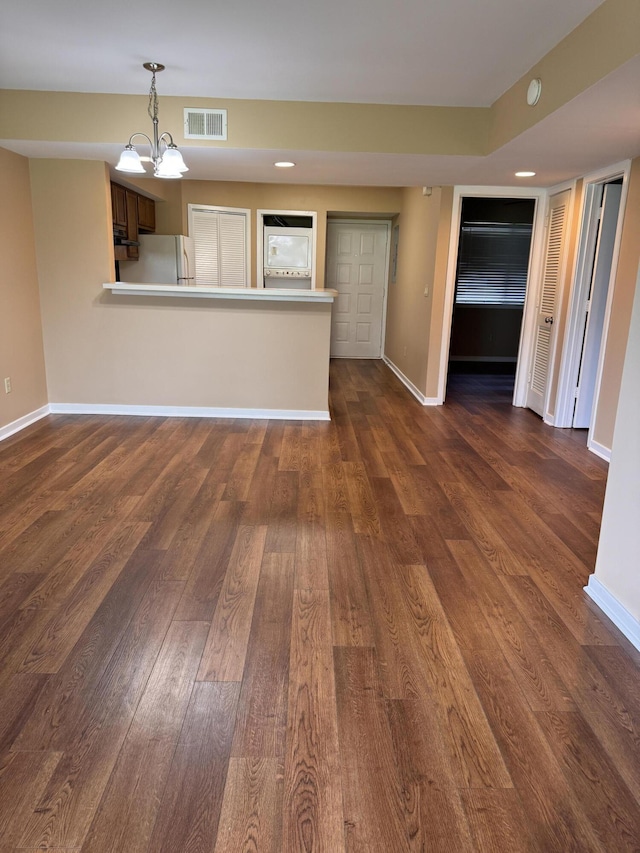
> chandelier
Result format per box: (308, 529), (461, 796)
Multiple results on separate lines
(116, 62), (188, 180)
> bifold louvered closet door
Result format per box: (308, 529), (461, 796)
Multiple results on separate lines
(190, 206), (249, 288)
(526, 189), (571, 417)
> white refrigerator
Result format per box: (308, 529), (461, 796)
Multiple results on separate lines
(119, 235), (196, 285)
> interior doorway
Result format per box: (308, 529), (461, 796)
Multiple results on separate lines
(256, 208), (318, 290)
(439, 187), (546, 406)
(553, 162), (629, 458)
(525, 187), (573, 418)
(572, 180), (622, 428)
(447, 196), (536, 395)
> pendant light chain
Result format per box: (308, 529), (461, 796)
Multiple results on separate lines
(148, 68), (158, 124)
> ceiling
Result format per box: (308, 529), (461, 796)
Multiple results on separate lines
(1, 0), (603, 105)
(2, 0), (639, 187)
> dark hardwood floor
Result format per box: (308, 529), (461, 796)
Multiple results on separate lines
(0, 359), (638, 851)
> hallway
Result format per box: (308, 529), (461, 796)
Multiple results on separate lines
(0, 359), (638, 851)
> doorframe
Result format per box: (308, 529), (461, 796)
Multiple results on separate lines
(327, 218), (392, 359)
(554, 160), (631, 447)
(256, 209), (318, 289)
(531, 180), (579, 423)
(437, 185), (548, 406)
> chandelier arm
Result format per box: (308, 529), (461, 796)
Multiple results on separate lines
(158, 131), (176, 148)
(126, 132), (153, 149)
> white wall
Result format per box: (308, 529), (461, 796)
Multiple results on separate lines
(586, 262), (640, 647)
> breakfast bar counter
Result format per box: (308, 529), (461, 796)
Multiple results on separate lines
(104, 283), (337, 303)
(56, 284), (339, 420)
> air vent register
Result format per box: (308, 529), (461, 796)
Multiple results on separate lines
(184, 108), (227, 140)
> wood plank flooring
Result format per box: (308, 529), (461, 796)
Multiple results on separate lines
(0, 360), (639, 851)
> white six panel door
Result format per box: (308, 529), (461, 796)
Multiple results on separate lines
(327, 222), (389, 358)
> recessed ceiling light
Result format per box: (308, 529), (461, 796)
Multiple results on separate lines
(515, 171), (536, 178)
(274, 161), (295, 168)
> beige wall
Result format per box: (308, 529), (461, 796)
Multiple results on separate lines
(426, 187), (454, 398)
(490, 0), (640, 150)
(591, 156), (640, 449)
(592, 262), (640, 621)
(31, 159), (115, 404)
(0, 147), (48, 429)
(172, 181), (402, 288)
(0, 90), (489, 158)
(384, 187), (447, 395)
(29, 160), (332, 413)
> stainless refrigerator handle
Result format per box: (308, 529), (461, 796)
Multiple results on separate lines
(176, 244), (192, 284)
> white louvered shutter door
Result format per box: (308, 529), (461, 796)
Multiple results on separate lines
(191, 208), (220, 286)
(190, 206), (249, 287)
(526, 189), (570, 417)
(219, 212), (247, 287)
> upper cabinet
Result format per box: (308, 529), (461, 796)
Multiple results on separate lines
(111, 183), (127, 231)
(124, 190), (139, 260)
(137, 195), (156, 233)
(111, 182), (155, 262)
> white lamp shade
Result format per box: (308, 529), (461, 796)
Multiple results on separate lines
(115, 147), (145, 173)
(157, 147), (189, 175)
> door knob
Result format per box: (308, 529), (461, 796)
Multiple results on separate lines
(544, 316), (554, 325)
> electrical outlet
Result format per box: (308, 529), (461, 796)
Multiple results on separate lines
(4, 377), (11, 394)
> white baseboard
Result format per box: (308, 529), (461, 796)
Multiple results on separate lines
(382, 356), (441, 406)
(584, 576), (640, 651)
(588, 439), (611, 462)
(0, 405), (50, 442)
(49, 403), (330, 421)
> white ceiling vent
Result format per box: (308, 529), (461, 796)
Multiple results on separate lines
(184, 108), (227, 140)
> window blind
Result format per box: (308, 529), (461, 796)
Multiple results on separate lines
(455, 222), (533, 305)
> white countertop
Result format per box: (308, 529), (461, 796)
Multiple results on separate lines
(104, 283), (337, 303)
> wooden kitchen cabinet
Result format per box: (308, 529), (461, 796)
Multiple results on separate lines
(111, 183), (127, 230)
(137, 195), (156, 233)
(124, 190), (139, 260)
(111, 182), (156, 262)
